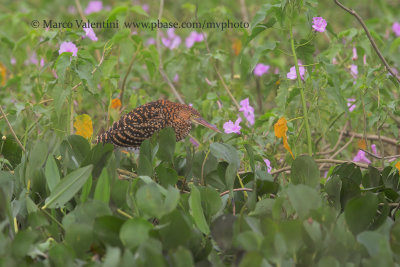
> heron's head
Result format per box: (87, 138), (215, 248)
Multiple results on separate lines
(178, 104), (221, 133)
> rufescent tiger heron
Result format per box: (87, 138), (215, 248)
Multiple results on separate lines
(96, 99), (220, 150)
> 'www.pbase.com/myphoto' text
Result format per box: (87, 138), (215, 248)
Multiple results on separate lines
(35, 19), (250, 31)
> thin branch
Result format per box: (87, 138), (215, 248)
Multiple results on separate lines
(319, 134), (354, 170)
(0, 106), (25, 152)
(219, 188), (253, 197)
(317, 121), (348, 155)
(360, 149), (400, 160)
(120, 43), (141, 104)
(342, 131), (399, 147)
(155, 0), (184, 104)
(117, 168), (137, 179)
(333, 0), (400, 83)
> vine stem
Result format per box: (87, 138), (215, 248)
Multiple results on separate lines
(289, 22), (312, 156)
(333, 0), (400, 83)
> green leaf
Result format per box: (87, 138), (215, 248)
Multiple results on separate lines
(136, 183), (164, 218)
(138, 140), (153, 177)
(324, 175), (342, 210)
(244, 144), (255, 172)
(93, 215), (124, 247)
(286, 184), (321, 219)
(189, 185), (210, 234)
(74, 59), (95, 93)
(159, 210), (192, 250)
(211, 214), (236, 251)
(210, 143), (240, 168)
(344, 193), (379, 235)
(155, 165), (178, 188)
(157, 127), (176, 163)
(64, 223), (93, 258)
(225, 163), (237, 191)
(94, 168), (110, 203)
(120, 218), (153, 249)
(43, 165), (93, 209)
(45, 156), (60, 192)
(291, 155), (320, 189)
(170, 247), (194, 267)
(55, 53), (72, 83)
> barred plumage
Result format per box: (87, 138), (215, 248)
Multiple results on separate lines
(96, 99), (220, 148)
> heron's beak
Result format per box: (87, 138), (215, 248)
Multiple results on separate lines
(193, 117), (221, 133)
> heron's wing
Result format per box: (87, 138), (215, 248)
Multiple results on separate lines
(108, 115), (168, 148)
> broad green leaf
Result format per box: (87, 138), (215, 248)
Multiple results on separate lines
(94, 168), (110, 203)
(210, 143), (240, 168)
(324, 175), (342, 210)
(93, 216), (124, 247)
(65, 223), (93, 258)
(80, 175), (92, 203)
(244, 144), (255, 172)
(136, 183), (164, 218)
(170, 247), (194, 267)
(189, 185), (210, 234)
(43, 165), (93, 209)
(291, 155), (320, 189)
(155, 165), (178, 188)
(159, 210), (192, 250)
(225, 163), (237, 191)
(286, 184), (321, 219)
(120, 218), (153, 249)
(344, 193), (379, 235)
(157, 127), (176, 163)
(45, 156), (60, 192)
(55, 53), (72, 83)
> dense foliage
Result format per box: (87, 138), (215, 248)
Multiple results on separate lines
(1, 0), (400, 266)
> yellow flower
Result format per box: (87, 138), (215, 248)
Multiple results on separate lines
(274, 117), (294, 159)
(111, 98), (122, 109)
(0, 63), (6, 86)
(232, 39), (242, 56)
(357, 139), (366, 150)
(74, 114), (93, 139)
(396, 161), (400, 174)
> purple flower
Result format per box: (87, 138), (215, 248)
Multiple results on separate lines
(27, 52), (38, 65)
(350, 64), (358, 79)
(59, 41), (78, 57)
(312, 17), (327, 32)
(161, 28), (181, 49)
(392, 22), (400, 37)
(274, 68), (280, 74)
(223, 117), (242, 134)
(190, 137), (199, 147)
(363, 55), (367, 65)
(10, 57), (16, 65)
(83, 26), (98, 41)
(287, 62), (305, 80)
(173, 73), (179, 83)
(239, 98), (255, 125)
(40, 58), (45, 67)
(253, 63), (270, 76)
(264, 159), (272, 173)
(332, 57), (338, 64)
(347, 98), (356, 112)
(68, 6), (76, 14)
(371, 144), (378, 156)
(185, 31), (204, 48)
(85, 1), (102, 15)
(352, 47), (358, 61)
(353, 150), (371, 164)
(142, 4), (149, 13)
(146, 38), (155, 46)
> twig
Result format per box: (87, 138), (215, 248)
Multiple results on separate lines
(342, 131), (399, 147)
(319, 135), (354, 170)
(333, 0), (400, 83)
(119, 43), (141, 104)
(200, 149), (210, 186)
(155, 0), (184, 104)
(317, 121), (348, 155)
(117, 168), (137, 179)
(271, 158), (371, 176)
(219, 188), (253, 197)
(0, 106), (25, 153)
(360, 149), (400, 160)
